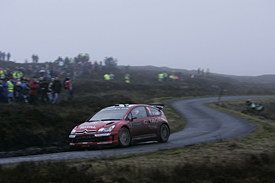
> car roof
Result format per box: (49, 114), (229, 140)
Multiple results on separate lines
(107, 104), (165, 110)
(102, 104), (142, 110)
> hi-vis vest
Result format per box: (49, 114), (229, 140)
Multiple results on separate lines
(104, 74), (110, 80)
(125, 74), (130, 83)
(169, 75), (176, 80)
(13, 71), (23, 79)
(7, 80), (14, 93)
(158, 73), (164, 81)
(0, 70), (5, 79)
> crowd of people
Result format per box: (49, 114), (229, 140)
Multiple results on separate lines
(0, 76), (73, 105)
(197, 68), (210, 76)
(1, 51), (213, 105)
(0, 51), (11, 61)
(157, 68), (210, 82)
(246, 99), (264, 112)
(0, 54), (121, 105)
(158, 72), (184, 81)
(31, 54), (39, 63)
(1, 54), (117, 80)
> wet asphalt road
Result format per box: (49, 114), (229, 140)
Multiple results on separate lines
(0, 95), (273, 165)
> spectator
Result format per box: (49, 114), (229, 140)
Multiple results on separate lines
(39, 67), (46, 78)
(29, 77), (39, 105)
(158, 73), (164, 82)
(40, 79), (49, 103)
(99, 61), (103, 71)
(0, 79), (8, 103)
(7, 52), (11, 61)
(104, 73), (110, 81)
(52, 77), (62, 104)
(5, 68), (12, 78)
(7, 77), (14, 103)
(109, 72), (115, 81)
(14, 79), (23, 102)
(47, 78), (54, 102)
(35, 55), (39, 63)
(32, 54), (35, 63)
(21, 79), (29, 104)
(206, 68), (210, 76)
(256, 101), (264, 112)
(246, 99), (256, 110)
(125, 73), (130, 83)
(64, 77), (74, 101)
(200, 69), (204, 76)
(2, 52), (6, 61)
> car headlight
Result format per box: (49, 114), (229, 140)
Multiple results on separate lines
(70, 129), (76, 135)
(98, 125), (115, 133)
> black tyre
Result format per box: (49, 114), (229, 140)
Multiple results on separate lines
(158, 124), (170, 143)
(119, 127), (131, 147)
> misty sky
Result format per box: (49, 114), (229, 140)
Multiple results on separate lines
(1, 0), (274, 76)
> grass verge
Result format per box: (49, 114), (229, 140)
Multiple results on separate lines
(1, 97), (275, 183)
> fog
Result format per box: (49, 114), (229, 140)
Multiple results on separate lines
(1, 0), (274, 76)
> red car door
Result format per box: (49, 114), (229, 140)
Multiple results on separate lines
(127, 106), (152, 140)
(145, 106), (163, 135)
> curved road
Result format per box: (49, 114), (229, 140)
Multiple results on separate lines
(0, 95), (273, 165)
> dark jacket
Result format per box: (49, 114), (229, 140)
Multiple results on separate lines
(39, 81), (48, 93)
(52, 80), (62, 93)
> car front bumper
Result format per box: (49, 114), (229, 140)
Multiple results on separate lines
(69, 132), (119, 146)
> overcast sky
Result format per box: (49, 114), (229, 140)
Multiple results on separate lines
(1, 0), (274, 76)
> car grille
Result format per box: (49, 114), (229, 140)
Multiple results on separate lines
(71, 135), (110, 143)
(76, 130), (96, 134)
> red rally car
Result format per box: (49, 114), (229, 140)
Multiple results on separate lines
(69, 104), (170, 148)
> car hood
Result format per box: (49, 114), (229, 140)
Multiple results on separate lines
(75, 121), (118, 131)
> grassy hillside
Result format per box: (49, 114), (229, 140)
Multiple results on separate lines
(1, 60), (275, 182)
(0, 61), (274, 155)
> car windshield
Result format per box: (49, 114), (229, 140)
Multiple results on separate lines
(88, 108), (129, 121)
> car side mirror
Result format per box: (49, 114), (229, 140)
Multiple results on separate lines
(131, 116), (137, 121)
(126, 116), (137, 121)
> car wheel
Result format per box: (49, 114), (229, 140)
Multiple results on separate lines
(119, 127), (131, 147)
(158, 124), (170, 143)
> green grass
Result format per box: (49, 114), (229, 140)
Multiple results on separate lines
(2, 97), (275, 182)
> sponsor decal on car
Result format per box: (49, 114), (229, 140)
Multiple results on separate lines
(90, 122), (99, 124)
(130, 121), (142, 127)
(97, 141), (112, 145)
(148, 125), (158, 129)
(143, 117), (163, 124)
(80, 126), (96, 129)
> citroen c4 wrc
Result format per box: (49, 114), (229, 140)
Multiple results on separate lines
(69, 104), (170, 148)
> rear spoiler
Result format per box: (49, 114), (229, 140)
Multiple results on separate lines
(149, 104), (165, 110)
